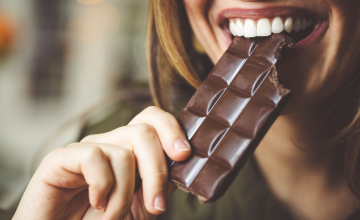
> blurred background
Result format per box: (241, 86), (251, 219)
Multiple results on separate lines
(0, 0), (149, 217)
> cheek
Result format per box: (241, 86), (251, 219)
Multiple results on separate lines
(276, 51), (331, 114)
(279, 1), (360, 114)
(182, 0), (223, 63)
(182, 0), (208, 22)
(183, 0), (207, 7)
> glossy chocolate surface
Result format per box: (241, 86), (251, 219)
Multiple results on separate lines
(170, 34), (294, 203)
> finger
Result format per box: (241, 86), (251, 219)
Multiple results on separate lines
(100, 145), (136, 220)
(125, 183), (177, 220)
(82, 124), (170, 215)
(129, 106), (191, 162)
(64, 143), (137, 219)
(45, 144), (115, 210)
(129, 124), (169, 215)
(66, 143), (136, 219)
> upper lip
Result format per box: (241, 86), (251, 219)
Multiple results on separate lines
(217, 6), (327, 27)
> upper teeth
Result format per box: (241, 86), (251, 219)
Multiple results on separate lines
(229, 17), (314, 38)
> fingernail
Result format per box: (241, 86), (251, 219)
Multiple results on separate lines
(174, 139), (191, 152)
(154, 194), (167, 211)
(98, 199), (107, 210)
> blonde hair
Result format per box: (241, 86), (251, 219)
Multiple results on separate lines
(146, 0), (360, 198)
(146, 0), (200, 111)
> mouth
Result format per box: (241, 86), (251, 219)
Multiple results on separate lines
(218, 7), (328, 48)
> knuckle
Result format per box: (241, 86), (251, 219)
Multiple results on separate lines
(49, 147), (63, 155)
(134, 123), (156, 136)
(65, 142), (79, 148)
(143, 106), (180, 128)
(144, 106), (162, 114)
(153, 169), (168, 181)
(81, 134), (98, 143)
(84, 145), (104, 161)
(41, 148), (61, 164)
(164, 112), (179, 125)
(144, 106), (175, 121)
(113, 148), (134, 164)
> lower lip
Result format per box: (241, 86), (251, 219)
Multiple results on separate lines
(291, 20), (328, 52)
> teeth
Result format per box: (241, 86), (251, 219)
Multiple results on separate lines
(272, 17), (284, 33)
(235, 19), (244, 36)
(293, 18), (301, 32)
(229, 19), (244, 36)
(229, 20), (237, 36)
(300, 19), (307, 30)
(257, 18), (271, 36)
(284, 17), (293, 33)
(229, 16), (314, 38)
(306, 18), (314, 27)
(244, 19), (257, 38)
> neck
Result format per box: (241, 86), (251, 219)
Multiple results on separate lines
(254, 89), (360, 220)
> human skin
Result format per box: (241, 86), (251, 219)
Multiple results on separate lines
(13, 1), (360, 220)
(183, 0), (360, 219)
(13, 107), (191, 220)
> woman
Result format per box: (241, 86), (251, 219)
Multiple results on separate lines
(12, 0), (360, 219)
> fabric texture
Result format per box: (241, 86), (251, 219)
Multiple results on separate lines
(80, 88), (360, 220)
(157, 159), (293, 220)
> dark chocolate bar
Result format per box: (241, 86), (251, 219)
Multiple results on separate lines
(171, 34), (294, 203)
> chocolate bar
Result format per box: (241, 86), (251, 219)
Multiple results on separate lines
(170, 34), (294, 203)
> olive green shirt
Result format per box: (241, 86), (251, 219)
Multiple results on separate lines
(81, 88), (360, 220)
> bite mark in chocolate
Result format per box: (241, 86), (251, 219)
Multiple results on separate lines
(170, 34), (294, 203)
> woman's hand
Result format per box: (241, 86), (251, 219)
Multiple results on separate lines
(13, 106), (191, 220)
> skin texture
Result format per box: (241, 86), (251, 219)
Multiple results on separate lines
(183, 0), (360, 219)
(13, 107), (191, 220)
(12, 0), (360, 220)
